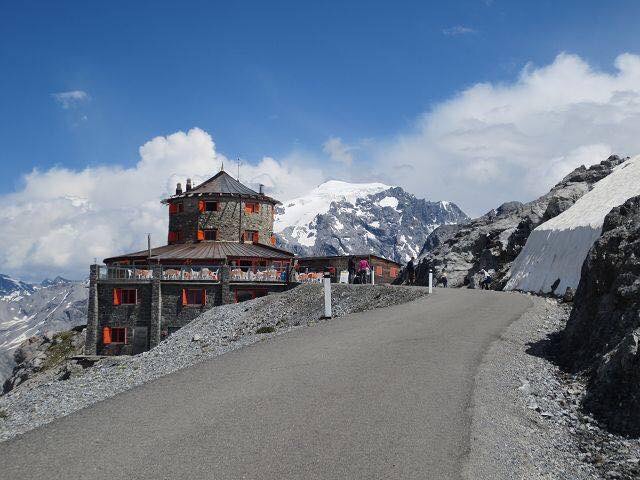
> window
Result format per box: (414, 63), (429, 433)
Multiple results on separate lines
(243, 230), (259, 243)
(113, 288), (137, 305)
(169, 202), (183, 214)
(182, 288), (206, 306)
(375, 266), (383, 276)
(205, 201), (219, 212)
(204, 229), (217, 240)
(235, 289), (267, 303)
(390, 267), (398, 278)
(244, 202), (260, 214)
(103, 327), (127, 345)
(111, 327), (127, 343)
(168, 230), (183, 244)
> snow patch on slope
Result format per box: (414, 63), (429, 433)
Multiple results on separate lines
(506, 156), (640, 294)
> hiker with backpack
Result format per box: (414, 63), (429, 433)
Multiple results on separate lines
(406, 257), (416, 285)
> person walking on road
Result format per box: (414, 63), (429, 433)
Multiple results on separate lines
(406, 257), (416, 286)
(440, 272), (448, 288)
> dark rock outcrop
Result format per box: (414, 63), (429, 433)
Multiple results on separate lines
(560, 195), (640, 435)
(412, 155), (627, 289)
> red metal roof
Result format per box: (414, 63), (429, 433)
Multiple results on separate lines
(104, 241), (295, 263)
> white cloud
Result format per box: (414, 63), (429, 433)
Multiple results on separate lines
(373, 53), (640, 216)
(51, 90), (89, 109)
(322, 137), (355, 165)
(442, 25), (477, 36)
(0, 128), (321, 281)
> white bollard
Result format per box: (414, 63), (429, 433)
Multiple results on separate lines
(323, 272), (332, 318)
(371, 268), (375, 285)
(429, 269), (433, 294)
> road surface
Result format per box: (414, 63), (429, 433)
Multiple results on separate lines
(0, 288), (532, 479)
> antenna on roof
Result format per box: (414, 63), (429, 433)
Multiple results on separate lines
(237, 158), (242, 182)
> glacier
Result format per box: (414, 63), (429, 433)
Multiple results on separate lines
(505, 155), (640, 294)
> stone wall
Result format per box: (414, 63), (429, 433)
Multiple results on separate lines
(168, 196), (275, 244)
(96, 282), (153, 355)
(159, 283), (222, 340)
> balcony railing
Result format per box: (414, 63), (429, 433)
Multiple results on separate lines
(161, 266), (221, 281)
(97, 265), (222, 282)
(230, 266), (287, 283)
(98, 266), (154, 281)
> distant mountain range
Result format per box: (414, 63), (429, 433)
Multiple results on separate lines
(0, 275), (88, 382)
(274, 180), (469, 263)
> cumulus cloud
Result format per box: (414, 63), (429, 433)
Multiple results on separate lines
(0, 128), (320, 281)
(442, 25), (476, 36)
(373, 52), (640, 216)
(322, 137), (355, 165)
(51, 90), (89, 109)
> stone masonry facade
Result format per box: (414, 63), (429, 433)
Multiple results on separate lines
(168, 196), (275, 244)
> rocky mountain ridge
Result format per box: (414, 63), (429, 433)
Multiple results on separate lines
(412, 155), (627, 289)
(275, 181), (469, 263)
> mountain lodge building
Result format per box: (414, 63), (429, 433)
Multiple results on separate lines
(85, 170), (296, 356)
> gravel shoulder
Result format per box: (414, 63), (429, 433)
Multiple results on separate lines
(0, 284), (425, 443)
(465, 295), (640, 480)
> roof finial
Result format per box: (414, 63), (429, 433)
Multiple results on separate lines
(220, 160), (224, 172)
(237, 158), (241, 182)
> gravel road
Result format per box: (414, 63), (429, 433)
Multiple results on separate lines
(0, 288), (531, 480)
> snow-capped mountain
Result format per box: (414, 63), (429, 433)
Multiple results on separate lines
(274, 180), (469, 262)
(0, 274), (36, 299)
(0, 276), (88, 382)
(505, 155), (640, 294)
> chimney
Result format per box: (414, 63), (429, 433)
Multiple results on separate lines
(186, 178), (192, 191)
(175, 182), (183, 195)
(259, 184), (264, 195)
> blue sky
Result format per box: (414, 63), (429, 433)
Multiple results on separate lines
(3, 0), (640, 279)
(2, 0), (639, 194)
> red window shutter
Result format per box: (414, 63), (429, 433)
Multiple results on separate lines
(181, 289), (188, 306)
(103, 327), (112, 344)
(241, 232), (246, 242)
(168, 231), (177, 243)
(113, 288), (121, 306)
(201, 289), (207, 306)
(270, 235), (276, 245)
(253, 232), (259, 243)
(197, 230), (205, 241)
(198, 200), (205, 212)
(255, 203), (260, 213)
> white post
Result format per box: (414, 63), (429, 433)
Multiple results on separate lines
(429, 269), (433, 294)
(371, 268), (375, 285)
(323, 273), (332, 318)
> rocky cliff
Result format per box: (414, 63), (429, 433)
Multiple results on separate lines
(2, 326), (87, 394)
(413, 155), (627, 289)
(561, 195), (640, 435)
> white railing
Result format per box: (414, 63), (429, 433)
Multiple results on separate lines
(99, 266), (154, 281)
(161, 266), (221, 281)
(229, 266), (287, 283)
